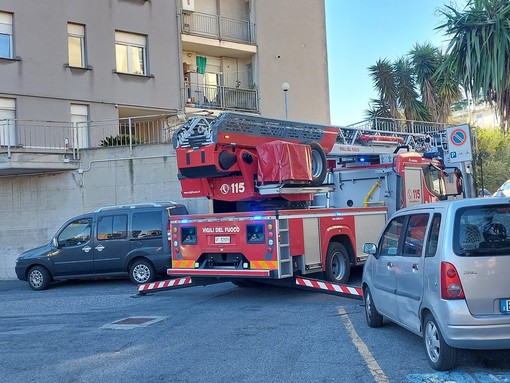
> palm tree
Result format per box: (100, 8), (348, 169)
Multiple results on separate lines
(393, 57), (431, 122)
(437, 0), (510, 133)
(366, 99), (391, 118)
(367, 59), (400, 121)
(367, 48), (457, 125)
(435, 53), (462, 124)
(409, 43), (441, 121)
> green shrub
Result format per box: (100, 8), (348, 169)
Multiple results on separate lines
(100, 134), (143, 147)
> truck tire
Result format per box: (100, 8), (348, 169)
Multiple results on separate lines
(305, 141), (327, 187)
(28, 265), (51, 291)
(324, 242), (350, 283)
(129, 259), (156, 284)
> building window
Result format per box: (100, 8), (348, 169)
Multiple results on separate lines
(115, 31), (147, 75)
(70, 104), (89, 148)
(0, 97), (15, 146)
(68, 23), (86, 68)
(0, 12), (13, 58)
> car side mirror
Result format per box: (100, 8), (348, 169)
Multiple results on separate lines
(363, 242), (377, 258)
(52, 237), (61, 249)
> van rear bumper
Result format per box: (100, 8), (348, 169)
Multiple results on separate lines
(142, 252), (171, 274)
(432, 301), (510, 349)
(443, 323), (510, 349)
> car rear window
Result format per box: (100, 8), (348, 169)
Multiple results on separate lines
(454, 204), (510, 256)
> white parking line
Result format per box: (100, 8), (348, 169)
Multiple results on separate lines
(338, 307), (389, 383)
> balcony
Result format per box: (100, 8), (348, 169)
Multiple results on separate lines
(181, 11), (255, 45)
(0, 115), (181, 176)
(184, 82), (258, 112)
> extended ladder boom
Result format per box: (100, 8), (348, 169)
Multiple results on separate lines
(172, 112), (338, 153)
(173, 112), (444, 157)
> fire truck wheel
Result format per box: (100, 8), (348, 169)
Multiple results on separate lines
(129, 259), (155, 284)
(325, 242), (350, 283)
(28, 265), (51, 291)
(363, 286), (383, 328)
(305, 141), (327, 187)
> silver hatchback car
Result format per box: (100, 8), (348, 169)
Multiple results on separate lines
(362, 197), (510, 370)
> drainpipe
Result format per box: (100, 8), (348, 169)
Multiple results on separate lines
(176, 0), (186, 115)
(128, 117), (133, 156)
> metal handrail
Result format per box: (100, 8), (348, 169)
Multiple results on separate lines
(184, 82), (258, 112)
(347, 117), (448, 135)
(181, 11), (255, 44)
(1, 114), (448, 160)
(0, 114), (184, 159)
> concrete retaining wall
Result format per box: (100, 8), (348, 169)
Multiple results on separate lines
(0, 144), (208, 279)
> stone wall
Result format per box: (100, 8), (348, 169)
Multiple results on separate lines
(0, 144), (208, 279)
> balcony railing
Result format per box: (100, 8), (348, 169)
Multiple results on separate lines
(1, 115), (449, 161)
(181, 11), (255, 44)
(0, 115), (182, 159)
(348, 117), (448, 135)
(184, 82), (259, 112)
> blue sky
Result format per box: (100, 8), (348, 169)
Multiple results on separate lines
(325, 0), (455, 126)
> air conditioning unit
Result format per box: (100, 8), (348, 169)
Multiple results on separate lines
(182, 0), (195, 12)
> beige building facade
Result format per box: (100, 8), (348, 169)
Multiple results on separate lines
(0, 0), (330, 279)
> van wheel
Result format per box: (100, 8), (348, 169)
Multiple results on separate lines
(28, 266), (51, 291)
(324, 242), (350, 283)
(130, 260), (155, 284)
(423, 313), (457, 370)
(364, 286), (383, 328)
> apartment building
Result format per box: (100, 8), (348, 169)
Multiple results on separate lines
(0, 0), (330, 279)
(0, 0), (329, 173)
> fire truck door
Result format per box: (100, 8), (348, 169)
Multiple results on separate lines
(404, 168), (424, 207)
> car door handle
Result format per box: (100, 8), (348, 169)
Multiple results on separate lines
(82, 246), (92, 253)
(387, 262), (394, 269)
(412, 264), (419, 272)
(95, 244), (105, 252)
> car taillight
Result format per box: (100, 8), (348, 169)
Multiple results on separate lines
(440, 262), (465, 299)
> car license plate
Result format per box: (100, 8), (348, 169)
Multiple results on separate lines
(500, 299), (510, 313)
(215, 236), (230, 244)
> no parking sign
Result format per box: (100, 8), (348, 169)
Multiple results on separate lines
(445, 124), (472, 164)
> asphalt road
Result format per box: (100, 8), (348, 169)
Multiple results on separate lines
(1, 274), (510, 383)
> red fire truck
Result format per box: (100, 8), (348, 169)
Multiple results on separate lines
(138, 113), (463, 295)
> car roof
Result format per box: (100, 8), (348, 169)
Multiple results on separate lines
(392, 197), (510, 217)
(93, 201), (185, 212)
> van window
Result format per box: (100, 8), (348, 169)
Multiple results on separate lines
(168, 205), (188, 216)
(454, 204), (510, 256)
(132, 211), (162, 238)
(425, 213), (441, 257)
(58, 218), (92, 247)
(379, 216), (405, 256)
(402, 214), (429, 257)
(97, 215), (127, 240)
